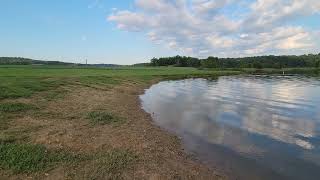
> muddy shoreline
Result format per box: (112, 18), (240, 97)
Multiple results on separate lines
(125, 79), (228, 179)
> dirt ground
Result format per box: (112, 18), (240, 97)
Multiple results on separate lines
(0, 79), (227, 180)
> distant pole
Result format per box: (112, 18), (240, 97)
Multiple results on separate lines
(86, 59), (87, 65)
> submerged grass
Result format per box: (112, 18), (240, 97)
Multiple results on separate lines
(0, 142), (79, 173)
(0, 103), (35, 113)
(87, 111), (123, 125)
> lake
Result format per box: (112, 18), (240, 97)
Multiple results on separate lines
(140, 75), (320, 180)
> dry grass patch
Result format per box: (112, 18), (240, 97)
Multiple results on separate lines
(80, 149), (137, 180)
(0, 103), (35, 113)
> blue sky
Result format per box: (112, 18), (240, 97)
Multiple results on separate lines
(0, 0), (176, 64)
(0, 0), (319, 65)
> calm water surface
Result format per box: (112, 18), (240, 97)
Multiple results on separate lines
(140, 75), (320, 180)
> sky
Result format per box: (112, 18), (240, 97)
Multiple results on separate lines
(0, 0), (319, 65)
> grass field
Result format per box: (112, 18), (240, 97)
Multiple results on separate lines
(1, 65), (319, 179)
(0, 66), (240, 99)
(0, 65), (241, 77)
(0, 65), (239, 179)
(0, 66), (319, 179)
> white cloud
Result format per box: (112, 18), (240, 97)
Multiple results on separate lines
(108, 0), (320, 57)
(206, 34), (235, 48)
(108, 11), (153, 31)
(276, 32), (311, 50)
(244, 0), (320, 31)
(136, 0), (170, 11)
(240, 34), (248, 38)
(192, 0), (230, 16)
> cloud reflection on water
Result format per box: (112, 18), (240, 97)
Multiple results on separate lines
(141, 76), (320, 168)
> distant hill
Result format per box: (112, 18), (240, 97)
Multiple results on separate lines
(0, 57), (121, 67)
(0, 57), (73, 65)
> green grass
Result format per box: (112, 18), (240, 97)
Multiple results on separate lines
(0, 65), (317, 177)
(0, 103), (35, 113)
(43, 89), (67, 101)
(86, 149), (137, 180)
(0, 66), (237, 176)
(0, 140), (137, 176)
(0, 66), (317, 79)
(0, 77), (65, 99)
(0, 66), (241, 99)
(77, 76), (121, 86)
(0, 142), (79, 173)
(0, 66), (240, 77)
(87, 111), (123, 125)
(74, 76), (123, 90)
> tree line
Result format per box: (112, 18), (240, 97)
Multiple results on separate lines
(149, 54), (320, 69)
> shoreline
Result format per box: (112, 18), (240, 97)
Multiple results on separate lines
(129, 78), (229, 179)
(0, 76), (228, 179)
